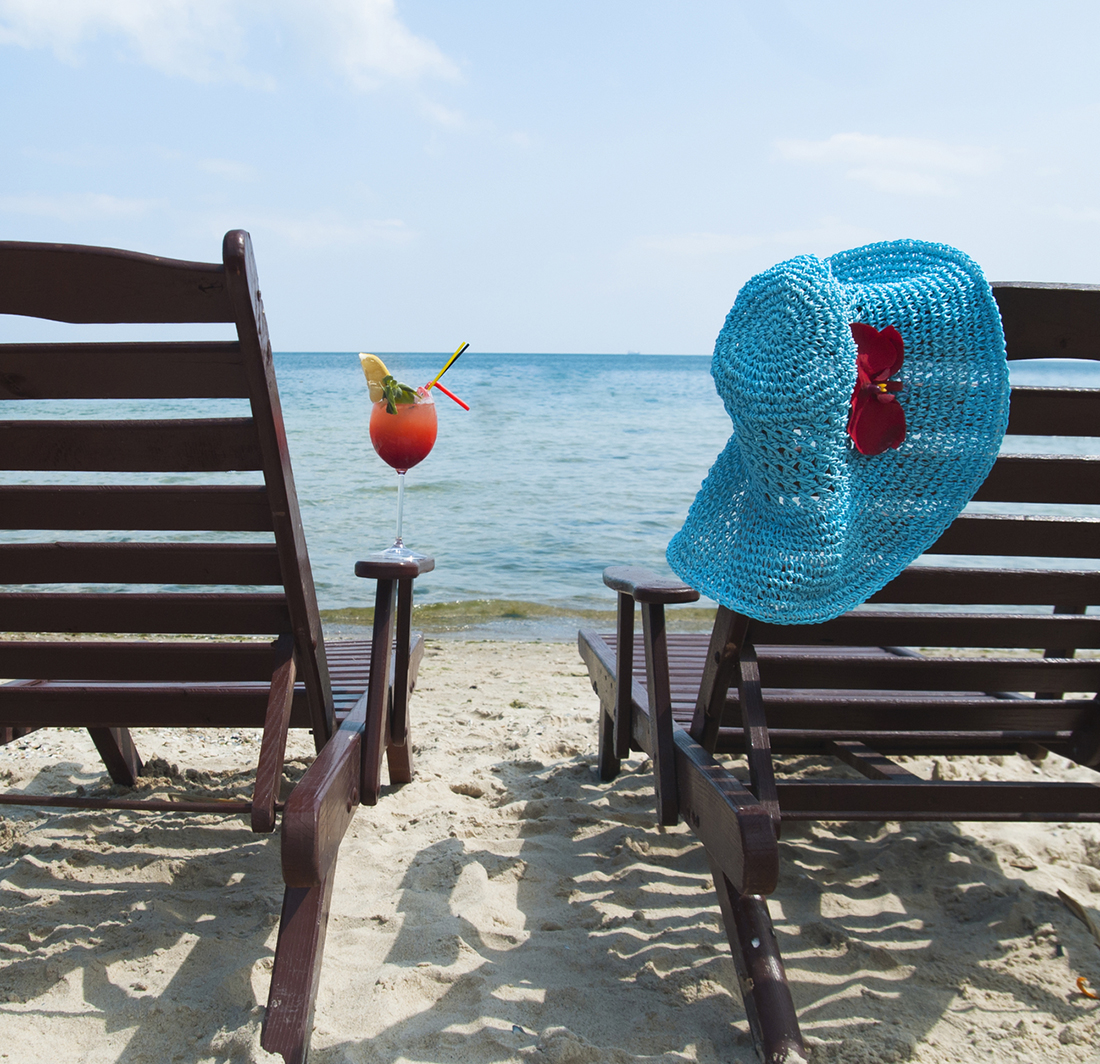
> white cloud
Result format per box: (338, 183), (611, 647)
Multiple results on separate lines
(299, 0), (458, 89)
(0, 0), (456, 88)
(256, 212), (415, 248)
(0, 0), (255, 83)
(776, 133), (999, 196)
(0, 191), (157, 220)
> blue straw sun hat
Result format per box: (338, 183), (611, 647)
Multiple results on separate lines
(666, 239), (1010, 624)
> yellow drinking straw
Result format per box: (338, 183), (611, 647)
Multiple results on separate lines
(427, 341), (469, 390)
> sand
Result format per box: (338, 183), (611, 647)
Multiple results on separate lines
(3, 639), (1100, 1063)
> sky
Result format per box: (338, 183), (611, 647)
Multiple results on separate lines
(2, 0), (1099, 353)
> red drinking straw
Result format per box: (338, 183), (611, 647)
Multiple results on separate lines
(433, 381), (469, 410)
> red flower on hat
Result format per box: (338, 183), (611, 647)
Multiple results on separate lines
(847, 322), (905, 456)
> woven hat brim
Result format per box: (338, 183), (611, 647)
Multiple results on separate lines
(667, 240), (1010, 624)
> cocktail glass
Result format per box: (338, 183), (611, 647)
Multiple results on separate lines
(369, 387), (438, 559)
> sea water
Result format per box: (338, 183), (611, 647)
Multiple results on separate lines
(4, 352), (1100, 640)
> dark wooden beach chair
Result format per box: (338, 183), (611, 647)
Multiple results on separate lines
(579, 281), (1100, 1064)
(0, 231), (429, 1064)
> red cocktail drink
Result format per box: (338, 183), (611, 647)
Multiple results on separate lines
(369, 391), (438, 473)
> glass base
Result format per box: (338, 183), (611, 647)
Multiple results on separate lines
(379, 540), (431, 562)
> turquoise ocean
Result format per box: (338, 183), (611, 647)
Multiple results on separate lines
(5, 352), (1099, 640)
(249, 352), (1100, 639)
(282, 352), (730, 639)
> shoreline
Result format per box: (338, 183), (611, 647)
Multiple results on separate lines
(2, 639), (1100, 1061)
(320, 602), (720, 643)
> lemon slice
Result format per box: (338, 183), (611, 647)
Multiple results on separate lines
(359, 353), (390, 402)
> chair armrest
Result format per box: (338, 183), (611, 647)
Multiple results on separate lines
(281, 696), (366, 887)
(603, 565), (700, 604)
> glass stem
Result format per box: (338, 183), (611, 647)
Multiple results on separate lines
(395, 471), (406, 547)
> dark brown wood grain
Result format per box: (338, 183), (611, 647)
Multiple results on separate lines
(613, 591), (636, 764)
(870, 565), (1100, 605)
(1006, 387), (1100, 436)
(641, 601), (680, 826)
(88, 727), (143, 785)
(360, 577), (396, 805)
(994, 282), (1100, 362)
(0, 639), (284, 681)
(262, 873), (336, 1064)
(975, 454), (1100, 504)
(0, 418), (263, 472)
(750, 611), (1100, 648)
(281, 697), (366, 888)
(677, 731), (778, 895)
(0, 682), (310, 728)
(0, 342), (249, 399)
(603, 564), (701, 604)
(0, 542), (283, 585)
(0, 592), (290, 633)
(929, 513), (1100, 558)
(775, 779), (1100, 819)
(252, 637), (297, 833)
(0, 484), (274, 531)
(753, 651), (1100, 693)
(825, 740), (924, 782)
(0, 242), (233, 323)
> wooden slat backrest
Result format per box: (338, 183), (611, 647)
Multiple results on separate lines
(992, 282), (1100, 362)
(0, 231), (334, 740)
(0, 342), (251, 399)
(0, 241), (233, 323)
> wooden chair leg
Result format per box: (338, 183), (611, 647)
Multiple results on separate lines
(88, 727), (142, 785)
(641, 601), (679, 826)
(386, 733), (413, 785)
(261, 867), (338, 1064)
(0, 725), (38, 747)
(384, 577), (416, 786)
(613, 591), (635, 761)
(708, 854), (807, 1064)
(362, 576), (396, 805)
(252, 636), (297, 834)
(597, 696), (620, 781)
